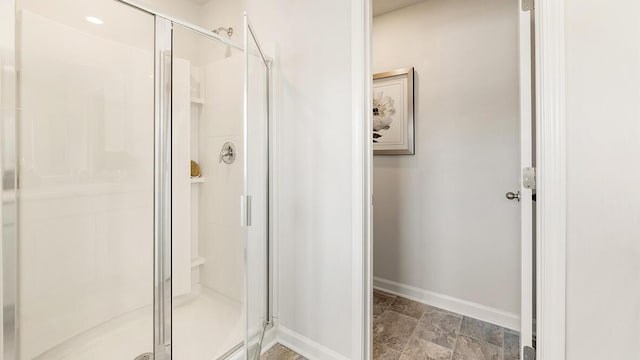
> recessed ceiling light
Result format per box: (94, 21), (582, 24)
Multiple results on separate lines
(85, 16), (103, 25)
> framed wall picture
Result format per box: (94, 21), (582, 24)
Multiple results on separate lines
(372, 67), (415, 155)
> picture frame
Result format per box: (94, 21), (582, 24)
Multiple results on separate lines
(372, 67), (415, 155)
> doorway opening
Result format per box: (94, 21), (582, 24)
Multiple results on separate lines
(368, 0), (536, 359)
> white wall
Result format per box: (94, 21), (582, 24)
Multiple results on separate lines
(565, 1), (640, 359)
(139, 0), (201, 24)
(245, 0), (357, 358)
(372, 0), (521, 321)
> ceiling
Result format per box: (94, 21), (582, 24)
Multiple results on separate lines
(372, 0), (426, 16)
(181, 0), (425, 17)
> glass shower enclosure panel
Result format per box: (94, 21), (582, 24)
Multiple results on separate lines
(14, 0), (156, 358)
(244, 15), (270, 360)
(171, 22), (247, 360)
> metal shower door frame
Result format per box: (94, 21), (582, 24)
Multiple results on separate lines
(154, 15), (173, 360)
(0, 0), (18, 358)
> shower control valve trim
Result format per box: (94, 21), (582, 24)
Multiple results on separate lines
(219, 142), (236, 164)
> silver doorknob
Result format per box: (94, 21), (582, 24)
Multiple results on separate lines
(505, 191), (521, 202)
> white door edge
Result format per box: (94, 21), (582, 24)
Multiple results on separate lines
(519, 5), (535, 356)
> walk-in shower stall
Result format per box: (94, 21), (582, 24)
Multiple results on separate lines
(0, 0), (272, 359)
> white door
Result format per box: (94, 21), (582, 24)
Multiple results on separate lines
(518, 2), (535, 359)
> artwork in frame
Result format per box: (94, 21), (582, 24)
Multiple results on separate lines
(372, 67), (415, 155)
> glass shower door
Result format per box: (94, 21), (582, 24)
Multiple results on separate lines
(169, 12), (271, 359)
(170, 21), (247, 360)
(244, 14), (271, 360)
(14, 0), (156, 358)
(168, 11), (271, 360)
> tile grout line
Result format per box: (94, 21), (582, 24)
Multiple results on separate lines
(375, 291), (397, 315)
(396, 307), (424, 359)
(389, 295), (420, 358)
(448, 316), (464, 360)
(384, 294), (397, 314)
(459, 316), (507, 350)
(373, 292), (400, 356)
(499, 328), (504, 360)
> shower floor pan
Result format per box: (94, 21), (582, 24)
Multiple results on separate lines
(33, 287), (243, 360)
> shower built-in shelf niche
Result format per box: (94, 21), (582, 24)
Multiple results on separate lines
(189, 65), (206, 292)
(172, 59), (208, 298)
(191, 256), (206, 268)
(191, 97), (205, 105)
(190, 177), (206, 184)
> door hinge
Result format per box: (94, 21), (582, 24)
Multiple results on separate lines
(523, 167), (536, 190)
(522, 0), (534, 11)
(523, 346), (536, 360)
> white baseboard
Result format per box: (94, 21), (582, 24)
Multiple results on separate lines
(373, 277), (520, 331)
(261, 278), (520, 360)
(276, 326), (350, 360)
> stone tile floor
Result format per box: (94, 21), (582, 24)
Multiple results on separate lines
(261, 343), (307, 360)
(373, 290), (519, 360)
(261, 290), (520, 360)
